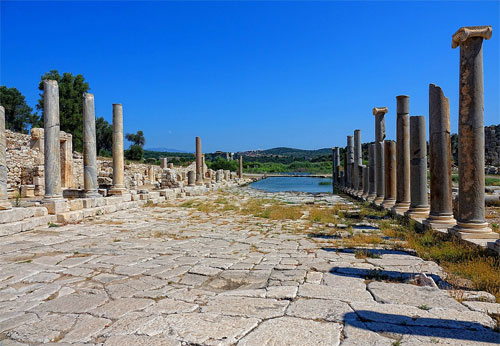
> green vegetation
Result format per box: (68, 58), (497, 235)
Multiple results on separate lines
(244, 160), (332, 174)
(125, 130), (146, 161)
(0, 86), (38, 133)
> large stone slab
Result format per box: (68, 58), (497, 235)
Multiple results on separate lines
(201, 295), (288, 319)
(286, 298), (353, 322)
(238, 317), (342, 346)
(298, 283), (373, 302)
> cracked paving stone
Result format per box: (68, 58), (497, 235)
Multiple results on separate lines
(103, 335), (180, 346)
(33, 292), (108, 313)
(146, 298), (199, 314)
(90, 297), (153, 319)
(298, 283), (373, 302)
(201, 295), (289, 318)
(60, 314), (111, 343)
(286, 297), (353, 322)
(7, 314), (75, 343)
(238, 316), (342, 346)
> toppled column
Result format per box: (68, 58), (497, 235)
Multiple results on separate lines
(82, 93), (101, 198)
(346, 136), (354, 192)
(392, 95), (411, 214)
(406, 116), (430, 219)
(367, 143), (376, 201)
(0, 105), (11, 210)
(109, 104), (126, 195)
(187, 170), (195, 186)
(238, 156), (243, 178)
(353, 130), (362, 195)
(160, 158), (168, 169)
(424, 84), (456, 229)
(450, 26), (497, 239)
(195, 137), (202, 183)
(382, 140), (396, 208)
(373, 107), (388, 205)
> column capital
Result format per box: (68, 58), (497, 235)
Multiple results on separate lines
(372, 107), (388, 116)
(83, 92), (94, 100)
(452, 26), (492, 49)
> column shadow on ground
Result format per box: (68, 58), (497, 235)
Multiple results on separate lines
(342, 311), (500, 343)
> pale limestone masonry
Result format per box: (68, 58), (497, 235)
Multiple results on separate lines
(485, 124), (500, 168)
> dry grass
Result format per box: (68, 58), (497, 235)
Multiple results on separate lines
(307, 206), (339, 223)
(342, 234), (384, 248)
(238, 198), (303, 220)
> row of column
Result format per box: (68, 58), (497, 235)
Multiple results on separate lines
(333, 26), (498, 241)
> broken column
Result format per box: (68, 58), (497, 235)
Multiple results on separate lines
(82, 93), (100, 198)
(353, 130), (362, 195)
(450, 26), (498, 239)
(424, 84), (456, 229)
(187, 170), (195, 186)
(382, 140), (396, 208)
(110, 104), (126, 195)
(0, 105), (11, 210)
(346, 136), (354, 192)
(367, 143), (376, 201)
(373, 107), (388, 205)
(406, 116), (430, 219)
(392, 95), (411, 214)
(160, 158), (168, 169)
(42, 80), (66, 213)
(195, 137), (202, 184)
(238, 156), (243, 178)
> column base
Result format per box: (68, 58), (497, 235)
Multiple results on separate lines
(391, 202), (410, 215)
(0, 200), (12, 210)
(361, 192), (369, 200)
(423, 214), (456, 230)
(84, 190), (103, 199)
(450, 222), (499, 240)
(373, 196), (385, 206)
(405, 207), (430, 220)
(42, 197), (68, 215)
(109, 187), (127, 196)
(381, 198), (396, 209)
(366, 194), (377, 202)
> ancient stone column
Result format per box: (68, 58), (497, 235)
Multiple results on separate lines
(373, 107), (388, 205)
(382, 140), (396, 208)
(406, 116), (430, 219)
(392, 95), (411, 214)
(332, 147), (337, 186)
(187, 170), (195, 186)
(195, 137), (202, 183)
(353, 130), (362, 195)
(346, 136), (354, 192)
(82, 93), (100, 198)
(450, 26), (497, 239)
(0, 105), (11, 210)
(215, 170), (222, 182)
(110, 104), (126, 195)
(238, 156), (243, 178)
(424, 84), (456, 229)
(160, 158), (168, 169)
(42, 80), (63, 202)
(334, 147), (340, 186)
(148, 166), (154, 183)
(362, 165), (369, 199)
(342, 151), (347, 189)
(367, 143), (376, 201)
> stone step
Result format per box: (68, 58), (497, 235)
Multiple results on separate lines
(0, 207), (48, 224)
(0, 214), (57, 237)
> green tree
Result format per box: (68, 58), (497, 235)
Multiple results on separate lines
(95, 117), (113, 156)
(36, 70), (90, 152)
(125, 130), (146, 161)
(0, 86), (38, 133)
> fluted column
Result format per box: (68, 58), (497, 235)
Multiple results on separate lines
(109, 104), (126, 195)
(373, 107), (388, 205)
(382, 140), (396, 208)
(392, 95), (411, 214)
(353, 130), (362, 195)
(450, 26), (498, 240)
(195, 137), (202, 183)
(82, 93), (101, 198)
(406, 116), (430, 219)
(367, 143), (376, 201)
(42, 80), (63, 201)
(0, 105), (11, 210)
(424, 84), (456, 229)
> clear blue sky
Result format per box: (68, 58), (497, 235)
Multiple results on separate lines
(1, 1), (499, 152)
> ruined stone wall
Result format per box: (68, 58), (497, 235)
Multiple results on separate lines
(485, 124), (500, 167)
(5, 129), (188, 194)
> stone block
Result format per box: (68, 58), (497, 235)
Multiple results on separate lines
(20, 185), (35, 198)
(57, 210), (83, 224)
(69, 199), (84, 211)
(43, 199), (68, 215)
(0, 221), (23, 236)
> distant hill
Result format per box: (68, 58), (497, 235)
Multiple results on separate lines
(240, 147), (332, 159)
(146, 147), (190, 153)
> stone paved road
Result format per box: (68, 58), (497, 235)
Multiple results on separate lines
(0, 189), (498, 345)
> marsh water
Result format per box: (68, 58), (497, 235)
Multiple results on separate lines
(249, 176), (333, 193)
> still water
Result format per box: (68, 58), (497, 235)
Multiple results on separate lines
(250, 177), (333, 193)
